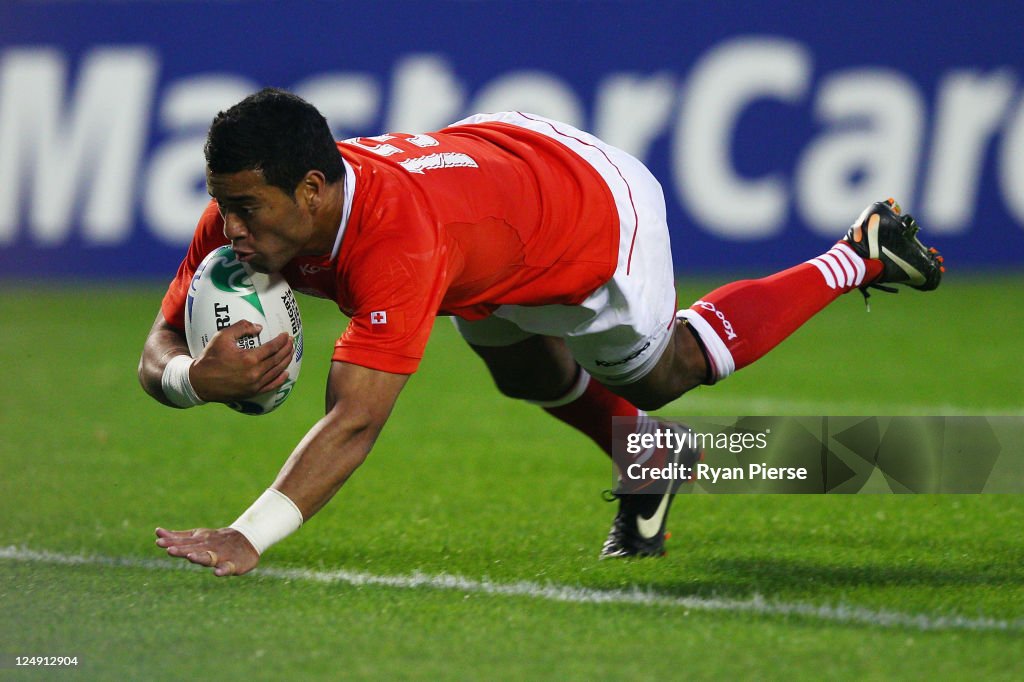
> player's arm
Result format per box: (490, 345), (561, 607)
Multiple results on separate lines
(138, 311), (293, 408)
(272, 360), (408, 517)
(155, 360), (408, 577)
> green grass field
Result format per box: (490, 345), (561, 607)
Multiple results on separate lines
(1, 274), (1023, 680)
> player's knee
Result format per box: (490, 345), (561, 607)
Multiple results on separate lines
(614, 323), (708, 409)
(606, 364), (693, 411)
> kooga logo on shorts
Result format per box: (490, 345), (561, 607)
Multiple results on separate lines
(596, 341), (652, 368)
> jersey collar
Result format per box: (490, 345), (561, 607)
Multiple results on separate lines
(330, 157), (356, 261)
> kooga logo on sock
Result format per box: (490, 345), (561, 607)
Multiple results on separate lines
(693, 301), (738, 340)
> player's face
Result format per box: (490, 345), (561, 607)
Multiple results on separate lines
(207, 169), (314, 274)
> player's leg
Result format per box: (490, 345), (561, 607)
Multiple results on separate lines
(615, 198), (945, 409)
(560, 197), (943, 559)
(449, 121), (706, 559)
(455, 315), (694, 559)
(463, 332), (578, 402)
(453, 315), (646, 455)
(506, 134), (942, 556)
(454, 232), (703, 560)
(608, 246), (879, 409)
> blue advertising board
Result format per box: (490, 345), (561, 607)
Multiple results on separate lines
(1, 0), (1022, 278)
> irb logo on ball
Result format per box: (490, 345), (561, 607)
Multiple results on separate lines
(185, 245), (303, 415)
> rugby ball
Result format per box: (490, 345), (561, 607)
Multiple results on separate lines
(185, 245), (303, 415)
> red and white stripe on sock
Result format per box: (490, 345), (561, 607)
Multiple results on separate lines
(678, 243), (882, 383)
(805, 242), (868, 291)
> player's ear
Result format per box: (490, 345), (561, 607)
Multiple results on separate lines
(299, 171), (326, 212)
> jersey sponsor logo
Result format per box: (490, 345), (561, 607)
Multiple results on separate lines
(370, 310), (388, 324)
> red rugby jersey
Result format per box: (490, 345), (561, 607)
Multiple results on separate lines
(162, 120), (619, 374)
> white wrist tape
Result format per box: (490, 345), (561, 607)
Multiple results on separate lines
(160, 355), (206, 408)
(230, 488), (304, 555)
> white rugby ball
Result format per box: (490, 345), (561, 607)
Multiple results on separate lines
(185, 245), (303, 415)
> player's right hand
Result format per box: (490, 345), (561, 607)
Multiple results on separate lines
(155, 526), (260, 577)
(189, 320), (292, 402)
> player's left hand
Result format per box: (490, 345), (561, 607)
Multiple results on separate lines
(155, 526), (259, 577)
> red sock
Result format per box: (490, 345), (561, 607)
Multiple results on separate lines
(540, 370), (641, 457)
(679, 243), (883, 382)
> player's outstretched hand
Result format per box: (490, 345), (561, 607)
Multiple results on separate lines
(155, 526), (259, 577)
(189, 320), (292, 403)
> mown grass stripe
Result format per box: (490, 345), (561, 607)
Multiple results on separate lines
(2, 546), (1020, 633)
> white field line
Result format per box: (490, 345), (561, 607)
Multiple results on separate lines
(667, 393), (1023, 417)
(2, 546), (1021, 633)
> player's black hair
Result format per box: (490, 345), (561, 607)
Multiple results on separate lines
(204, 87), (344, 197)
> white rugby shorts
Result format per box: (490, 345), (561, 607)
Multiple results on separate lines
(450, 112), (677, 386)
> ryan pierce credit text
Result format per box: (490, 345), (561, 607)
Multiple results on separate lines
(626, 462), (809, 483)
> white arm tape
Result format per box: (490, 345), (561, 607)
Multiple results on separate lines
(230, 488), (304, 555)
(160, 354), (206, 408)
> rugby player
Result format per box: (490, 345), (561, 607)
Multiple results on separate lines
(139, 88), (943, 576)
